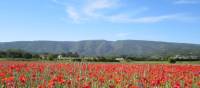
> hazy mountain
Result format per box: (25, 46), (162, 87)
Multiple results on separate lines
(0, 40), (200, 56)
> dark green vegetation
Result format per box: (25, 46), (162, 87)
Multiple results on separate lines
(0, 40), (200, 57)
(0, 49), (79, 61)
(0, 49), (33, 59)
(0, 49), (199, 64)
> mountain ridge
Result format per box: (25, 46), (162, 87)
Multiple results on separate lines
(0, 40), (200, 56)
(1, 40), (199, 45)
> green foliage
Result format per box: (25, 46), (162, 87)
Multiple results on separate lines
(168, 58), (176, 64)
(0, 51), (6, 58)
(6, 49), (24, 58)
(48, 54), (57, 61)
(59, 52), (79, 57)
(71, 58), (82, 62)
(0, 49), (34, 59)
(23, 53), (32, 59)
(32, 54), (40, 58)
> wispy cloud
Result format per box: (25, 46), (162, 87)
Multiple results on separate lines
(63, 0), (122, 22)
(109, 14), (188, 23)
(83, 0), (119, 17)
(174, 0), (200, 4)
(66, 6), (81, 23)
(53, 0), (199, 24)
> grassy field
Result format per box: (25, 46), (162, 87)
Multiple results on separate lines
(1, 58), (200, 64)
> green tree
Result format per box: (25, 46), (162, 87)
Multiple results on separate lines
(48, 54), (57, 61)
(23, 53), (32, 59)
(0, 51), (6, 58)
(6, 49), (24, 58)
(73, 52), (79, 57)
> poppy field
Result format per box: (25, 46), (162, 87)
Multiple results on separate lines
(0, 61), (200, 88)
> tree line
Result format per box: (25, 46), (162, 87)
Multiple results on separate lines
(0, 49), (33, 59)
(0, 49), (199, 62)
(0, 49), (79, 60)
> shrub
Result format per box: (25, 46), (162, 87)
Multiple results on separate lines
(48, 54), (56, 61)
(168, 58), (176, 64)
(72, 58), (82, 62)
(23, 53), (32, 59)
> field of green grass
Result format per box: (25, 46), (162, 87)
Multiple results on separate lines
(1, 58), (200, 64)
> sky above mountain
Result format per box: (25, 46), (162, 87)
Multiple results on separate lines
(0, 0), (200, 44)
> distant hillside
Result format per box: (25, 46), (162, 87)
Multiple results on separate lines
(0, 40), (200, 56)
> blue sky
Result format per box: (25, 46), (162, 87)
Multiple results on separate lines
(0, 0), (200, 44)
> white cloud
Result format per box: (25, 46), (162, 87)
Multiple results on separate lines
(64, 0), (121, 22)
(83, 0), (118, 17)
(66, 6), (80, 23)
(109, 14), (177, 23)
(54, 0), (199, 24)
(109, 14), (199, 23)
(174, 0), (200, 4)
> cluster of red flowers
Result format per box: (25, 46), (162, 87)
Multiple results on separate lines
(0, 61), (200, 88)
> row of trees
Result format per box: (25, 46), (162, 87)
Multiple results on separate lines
(0, 49), (199, 62)
(60, 52), (79, 57)
(0, 49), (33, 59)
(0, 49), (79, 60)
